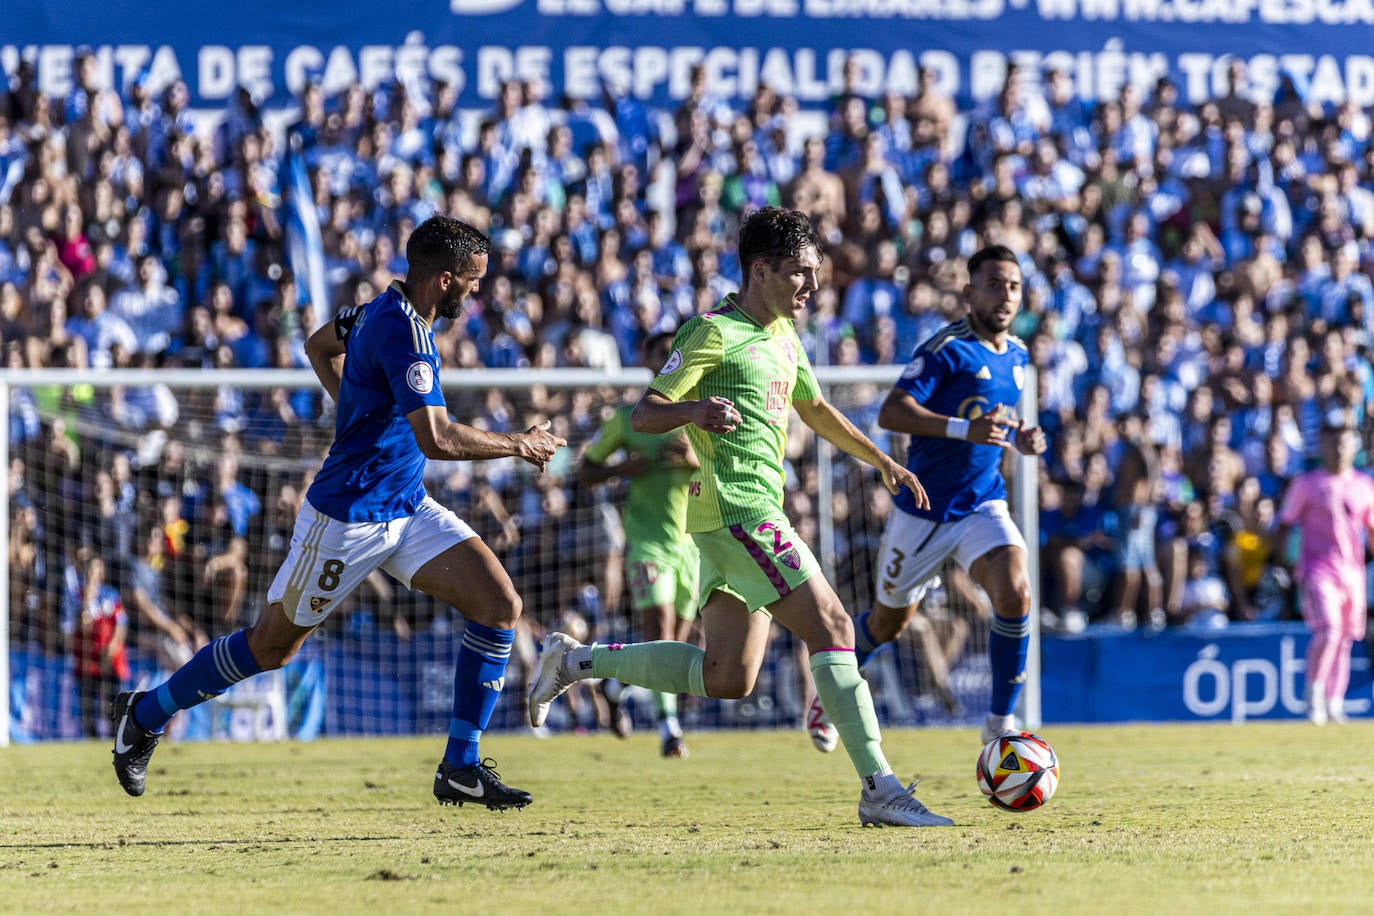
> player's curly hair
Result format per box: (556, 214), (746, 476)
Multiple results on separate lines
(737, 207), (822, 287)
(407, 215), (491, 280)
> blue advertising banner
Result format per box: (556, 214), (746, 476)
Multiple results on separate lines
(1042, 623), (1373, 723)
(7, 0), (1374, 111)
(9, 623), (1369, 740)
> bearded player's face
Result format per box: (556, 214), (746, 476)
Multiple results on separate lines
(965, 258), (1022, 338)
(437, 252), (489, 320)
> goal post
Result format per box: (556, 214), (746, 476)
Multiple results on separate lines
(0, 365), (1040, 746)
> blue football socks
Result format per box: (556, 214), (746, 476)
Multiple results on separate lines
(852, 610), (880, 667)
(445, 621), (514, 767)
(988, 614), (1030, 717)
(133, 630), (263, 733)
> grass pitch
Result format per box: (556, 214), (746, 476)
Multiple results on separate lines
(2, 722), (1370, 914)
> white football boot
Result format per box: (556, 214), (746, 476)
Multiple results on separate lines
(527, 632), (587, 728)
(979, 713), (1018, 746)
(859, 778), (955, 828)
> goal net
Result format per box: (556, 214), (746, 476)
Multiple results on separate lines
(0, 366), (1039, 745)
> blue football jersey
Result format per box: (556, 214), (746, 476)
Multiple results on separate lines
(891, 318), (1030, 522)
(307, 281), (447, 522)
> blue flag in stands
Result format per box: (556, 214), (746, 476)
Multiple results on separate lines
(283, 134), (329, 317)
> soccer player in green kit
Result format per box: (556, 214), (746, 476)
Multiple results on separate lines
(577, 330), (699, 758)
(531, 207), (954, 827)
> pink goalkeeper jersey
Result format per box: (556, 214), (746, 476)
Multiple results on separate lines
(1278, 468), (1374, 583)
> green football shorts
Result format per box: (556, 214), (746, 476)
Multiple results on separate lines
(691, 512), (821, 613)
(626, 540), (700, 621)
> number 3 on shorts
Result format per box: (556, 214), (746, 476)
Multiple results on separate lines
(317, 558), (346, 591)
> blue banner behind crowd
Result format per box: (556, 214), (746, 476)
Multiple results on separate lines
(9, 623), (1370, 741)
(7, 0), (1374, 112)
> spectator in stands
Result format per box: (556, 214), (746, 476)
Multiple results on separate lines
(64, 553), (129, 737)
(67, 282), (132, 368)
(1110, 414), (1164, 629)
(1179, 547), (1231, 630)
(110, 253), (181, 355)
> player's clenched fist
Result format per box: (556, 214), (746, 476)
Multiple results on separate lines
(518, 420), (566, 471)
(1013, 419), (1048, 456)
(694, 396), (740, 434)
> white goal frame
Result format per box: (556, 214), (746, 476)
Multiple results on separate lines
(0, 365), (1040, 747)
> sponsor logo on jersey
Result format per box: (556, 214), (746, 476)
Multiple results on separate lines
(779, 339), (797, 364)
(901, 355), (925, 379)
(309, 596), (332, 612)
(659, 349), (683, 375)
(407, 361), (434, 394)
(976, 365), (992, 380)
(959, 395), (990, 419)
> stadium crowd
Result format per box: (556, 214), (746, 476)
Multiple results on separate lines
(4, 50), (1373, 699)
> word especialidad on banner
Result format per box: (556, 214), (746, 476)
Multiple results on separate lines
(11, 39), (1374, 109)
(8, 0), (1374, 110)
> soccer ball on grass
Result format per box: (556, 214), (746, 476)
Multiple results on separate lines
(976, 731), (1059, 811)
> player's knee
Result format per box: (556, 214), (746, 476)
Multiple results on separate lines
(244, 628), (292, 670)
(999, 581), (1032, 620)
(804, 594), (854, 646)
(494, 586), (523, 627)
(870, 604), (911, 642)
(704, 667), (755, 699)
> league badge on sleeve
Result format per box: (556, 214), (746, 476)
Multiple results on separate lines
(406, 361), (434, 394)
(901, 355), (925, 380)
(659, 349), (683, 375)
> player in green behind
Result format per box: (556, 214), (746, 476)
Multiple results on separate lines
(531, 206), (953, 827)
(576, 331), (700, 758)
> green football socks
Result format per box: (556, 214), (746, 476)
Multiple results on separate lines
(810, 650), (890, 778)
(592, 641), (708, 698)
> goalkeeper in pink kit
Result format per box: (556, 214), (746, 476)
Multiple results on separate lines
(1275, 408), (1374, 725)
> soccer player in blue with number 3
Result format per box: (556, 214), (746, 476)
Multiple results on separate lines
(110, 216), (565, 809)
(809, 245), (1048, 748)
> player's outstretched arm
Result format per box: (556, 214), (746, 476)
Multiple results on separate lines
(408, 406), (566, 471)
(631, 389), (738, 435)
(793, 395), (929, 509)
(878, 389), (1016, 448)
(304, 319), (348, 401)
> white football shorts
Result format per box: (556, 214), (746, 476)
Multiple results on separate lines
(267, 496), (475, 626)
(874, 499), (1026, 608)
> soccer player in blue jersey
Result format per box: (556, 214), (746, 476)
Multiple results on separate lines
(110, 216), (565, 809)
(810, 245), (1048, 747)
